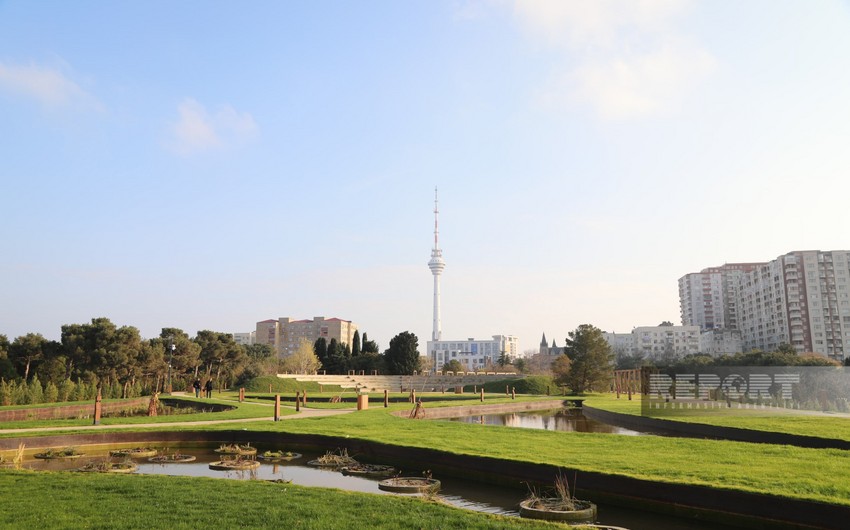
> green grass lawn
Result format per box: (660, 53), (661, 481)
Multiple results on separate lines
(584, 393), (850, 441)
(0, 471), (569, 530)
(197, 404), (850, 507)
(2, 393), (850, 509)
(0, 396), (282, 431)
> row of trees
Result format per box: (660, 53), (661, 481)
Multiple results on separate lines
(0, 318), (279, 405)
(0, 320), (427, 406)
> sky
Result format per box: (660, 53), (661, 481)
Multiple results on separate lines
(2, 1), (850, 354)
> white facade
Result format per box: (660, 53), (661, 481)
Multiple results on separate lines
(699, 329), (743, 356)
(232, 332), (255, 346)
(427, 335), (518, 371)
(603, 325), (701, 359)
(680, 250), (850, 361)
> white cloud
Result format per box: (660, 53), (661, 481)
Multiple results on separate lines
(0, 61), (97, 108)
(510, 0), (715, 120)
(168, 98), (258, 156)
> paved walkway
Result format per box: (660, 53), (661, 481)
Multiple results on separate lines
(0, 406), (355, 435)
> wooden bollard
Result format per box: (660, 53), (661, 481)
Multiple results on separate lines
(269, 384), (272, 393)
(93, 389), (102, 425)
(479, 388), (484, 402)
(239, 388), (245, 402)
(410, 389), (416, 403)
(441, 385), (444, 394)
(511, 387), (516, 400)
(506, 385), (509, 396)
(546, 386), (550, 396)
(274, 394), (281, 421)
(383, 389), (388, 408)
(295, 391), (300, 412)
(474, 385), (477, 394)
(303, 390), (307, 404)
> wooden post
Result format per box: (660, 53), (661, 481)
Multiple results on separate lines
(383, 389), (388, 408)
(274, 394), (281, 421)
(546, 386), (550, 396)
(239, 388), (245, 402)
(295, 391), (300, 412)
(474, 385), (477, 394)
(303, 390), (307, 404)
(269, 383), (272, 393)
(479, 388), (484, 402)
(506, 385), (509, 396)
(411, 389), (416, 403)
(511, 387), (516, 400)
(93, 388), (102, 425)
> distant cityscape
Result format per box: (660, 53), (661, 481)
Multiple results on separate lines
(230, 196), (850, 367)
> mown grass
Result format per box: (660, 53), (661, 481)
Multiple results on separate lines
(189, 405), (850, 507)
(584, 393), (850, 441)
(0, 470), (569, 530)
(3, 393), (850, 509)
(0, 396), (281, 432)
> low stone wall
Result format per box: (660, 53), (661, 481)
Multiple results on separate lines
(0, 398), (150, 422)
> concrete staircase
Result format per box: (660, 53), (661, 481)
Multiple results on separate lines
(276, 373), (523, 393)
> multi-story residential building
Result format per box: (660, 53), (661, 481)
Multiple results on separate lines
(698, 329), (743, 356)
(255, 316), (358, 356)
(680, 250), (850, 361)
(231, 332), (255, 346)
(603, 325), (701, 359)
(255, 320), (279, 350)
(679, 263), (763, 331)
(428, 335), (518, 372)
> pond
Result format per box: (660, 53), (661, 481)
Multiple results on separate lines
(443, 407), (644, 435)
(20, 445), (735, 530)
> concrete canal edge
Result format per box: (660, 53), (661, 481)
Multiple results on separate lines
(1, 427), (846, 529)
(582, 403), (850, 450)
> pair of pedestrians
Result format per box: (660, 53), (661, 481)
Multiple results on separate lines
(193, 378), (214, 398)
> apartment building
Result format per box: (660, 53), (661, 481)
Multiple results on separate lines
(428, 335), (518, 372)
(255, 316), (358, 356)
(231, 332), (255, 346)
(678, 263), (763, 331)
(680, 250), (850, 360)
(603, 325), (701, 359)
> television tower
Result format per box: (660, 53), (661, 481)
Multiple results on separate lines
(428, 187), (446, 341)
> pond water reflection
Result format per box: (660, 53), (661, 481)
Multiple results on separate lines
(21, 445), (735, 530)
(444, 407), (644, 435)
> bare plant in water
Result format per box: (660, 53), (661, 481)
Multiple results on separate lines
(14, 443), (25, 469)
(524, 471), (579, 511)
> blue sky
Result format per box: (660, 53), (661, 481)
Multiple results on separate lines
(2, 1), (850, 354)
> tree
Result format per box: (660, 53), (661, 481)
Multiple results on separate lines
(497, 350), (511, 367)
(551, 354), (572, 386)
(442, 359), (463, 373)
(282, 338), (322, 374)
(361, 333), (379, 354)
(385, 331), (420, 375)
(351, 330), (361, 357)
(9, 333), (49, 381)
(314, 338), (328, 368)
(563, 324), (614, 393)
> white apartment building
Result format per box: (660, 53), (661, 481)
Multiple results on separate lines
(427, 335), (518, 372)
(680, 250), (850, 361)
(679, 263), (763, 331)
(603, 325), (701, 359)
(231, 332), (255, 346)
(699, 329), (743, 356)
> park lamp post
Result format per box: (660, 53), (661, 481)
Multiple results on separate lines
(166, 336), (175, 394)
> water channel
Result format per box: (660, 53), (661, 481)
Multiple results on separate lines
(19, 408), (739, 529)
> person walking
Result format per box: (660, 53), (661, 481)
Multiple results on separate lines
(192, 378), (201, 398)
(204, 378), (213, 398)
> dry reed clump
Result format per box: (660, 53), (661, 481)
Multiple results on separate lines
(315, 448), (357, 466)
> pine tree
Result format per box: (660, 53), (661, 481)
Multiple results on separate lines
(44, 381), (59, 402)
(352, 330), (361, 357)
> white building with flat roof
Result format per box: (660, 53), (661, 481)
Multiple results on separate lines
(428, 335), (518, 372)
